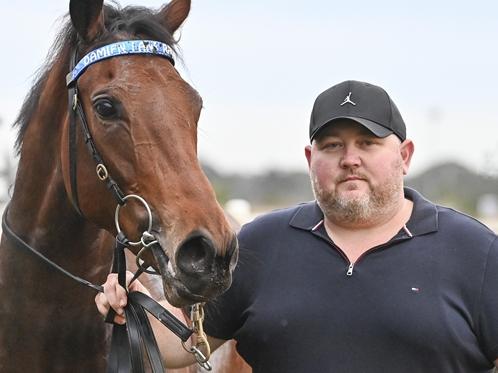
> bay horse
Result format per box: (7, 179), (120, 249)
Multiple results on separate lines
(0, 0), (238, 371)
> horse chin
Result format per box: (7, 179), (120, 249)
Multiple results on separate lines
(162, 278), (211, 307)
(160, 271), (232, 307)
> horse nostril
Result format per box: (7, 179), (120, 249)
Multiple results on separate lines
(176, 234), (215, 276)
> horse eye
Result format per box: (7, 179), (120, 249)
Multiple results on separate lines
(94, 99), (118, 119)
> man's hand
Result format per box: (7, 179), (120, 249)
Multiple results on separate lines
(95, 271), (150, 324)
(94, 271), (227, 368)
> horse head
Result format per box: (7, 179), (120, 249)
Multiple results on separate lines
(61, 0), (238, 306)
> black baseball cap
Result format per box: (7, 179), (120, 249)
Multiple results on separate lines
(309, 80), (406, 142)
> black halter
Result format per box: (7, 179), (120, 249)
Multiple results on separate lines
(1, 40), (204, 372)
(65, 40), (175, 215)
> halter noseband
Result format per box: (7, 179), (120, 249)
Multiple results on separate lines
(65, 40), (175, 215)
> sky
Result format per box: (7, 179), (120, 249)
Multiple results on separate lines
(1, 0), (498, 177)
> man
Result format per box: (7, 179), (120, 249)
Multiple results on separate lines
(96, 80), (498, 372)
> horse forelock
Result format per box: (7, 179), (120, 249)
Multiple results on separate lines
(12, 2), (180, 154)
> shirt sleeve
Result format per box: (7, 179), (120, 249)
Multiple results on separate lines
(476, 235), (498, 361)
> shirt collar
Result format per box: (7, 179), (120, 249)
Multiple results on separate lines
(289, 187), (438, 237)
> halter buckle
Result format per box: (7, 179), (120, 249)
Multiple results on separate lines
(96, 164), (109, 181)
(72, 93), (78, 111)
(134, 231), (161, 275)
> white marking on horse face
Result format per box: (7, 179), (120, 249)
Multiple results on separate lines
(167, 260), (176, 276)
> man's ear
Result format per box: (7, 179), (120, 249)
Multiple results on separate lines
(400, 139), (415, 175)
(305, 145), (312, 168)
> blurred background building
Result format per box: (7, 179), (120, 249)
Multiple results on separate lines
(214, 162), (498, 232)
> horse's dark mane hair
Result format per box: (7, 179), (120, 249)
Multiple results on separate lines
(13, 3), (179, 154)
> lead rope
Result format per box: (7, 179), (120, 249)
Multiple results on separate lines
(107, 231), (172, 373)
(112, 194), (213, 372)
(1, 195), (213, 372)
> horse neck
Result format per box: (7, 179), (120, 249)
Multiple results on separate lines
(6, 51), (112, 276)
(6, 147), (113, 288)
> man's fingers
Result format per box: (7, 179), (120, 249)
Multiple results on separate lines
(95, 293), (127, 324)
(95, 271), (148, 323)
(95, 292), (110, 316)
(102, 274), (126, 315)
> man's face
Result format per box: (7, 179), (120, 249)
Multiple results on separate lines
(305, 120), (413, 224)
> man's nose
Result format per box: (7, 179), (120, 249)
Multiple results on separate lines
(339, 147), (361, 169)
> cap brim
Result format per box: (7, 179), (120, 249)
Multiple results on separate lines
(311, 117), (393, 141)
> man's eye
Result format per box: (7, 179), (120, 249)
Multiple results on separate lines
(94, 99), (118, 119)
(324, 142), (341, 149)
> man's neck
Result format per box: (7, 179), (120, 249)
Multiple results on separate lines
(326, 194), (411, 229)
(323, 197), (414, 263)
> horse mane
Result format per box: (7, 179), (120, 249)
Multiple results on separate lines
(13, 3), (180, 154)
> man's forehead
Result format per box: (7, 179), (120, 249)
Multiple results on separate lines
(315, 120), (378, 139)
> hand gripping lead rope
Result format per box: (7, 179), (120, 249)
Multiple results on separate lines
(1, 194), (213, 372)
(110, 194), (213, 372)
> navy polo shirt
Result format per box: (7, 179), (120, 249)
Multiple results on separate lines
(204, 188), (498, 373)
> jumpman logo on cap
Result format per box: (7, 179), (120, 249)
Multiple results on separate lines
(340, 92), (356, 106)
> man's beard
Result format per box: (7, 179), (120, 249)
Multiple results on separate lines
(310, 159), (404, 225)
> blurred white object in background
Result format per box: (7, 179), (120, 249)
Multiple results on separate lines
(477, 194), (498, 233)
(225, 199), (252, 225)
(477, 194), (498, 219)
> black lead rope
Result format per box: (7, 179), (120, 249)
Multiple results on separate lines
(1, 207), (103, 293)
(106, 233), (193, 373)
(1, 206), (193, 372)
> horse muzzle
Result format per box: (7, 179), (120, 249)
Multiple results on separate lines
(152, 231), (239, 307)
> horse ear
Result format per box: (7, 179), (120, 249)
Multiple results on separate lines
(69, 0), (105, 42)
(158, 0), (191, 34)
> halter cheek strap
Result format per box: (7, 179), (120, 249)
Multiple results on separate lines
(65, 40), (175, 216)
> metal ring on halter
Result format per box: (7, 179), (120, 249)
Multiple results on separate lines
(135, 231), (160, 274)
(114, 194), (153, 246)
(135, 245), (160, 275)
(141, 231), (158, 248)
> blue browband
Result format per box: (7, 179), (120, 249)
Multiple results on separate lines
(66, 40), (175, 86)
